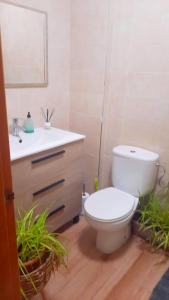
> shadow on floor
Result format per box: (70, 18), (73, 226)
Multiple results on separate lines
(77, 225), (141, 262)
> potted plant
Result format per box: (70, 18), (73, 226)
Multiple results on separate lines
(16, 206), (67, 299)
(132, 186), (169, 252)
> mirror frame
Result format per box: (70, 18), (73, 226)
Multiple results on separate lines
(0, 0), (48, 88)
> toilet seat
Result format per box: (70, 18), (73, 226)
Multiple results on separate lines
(84, 187), (137, 223)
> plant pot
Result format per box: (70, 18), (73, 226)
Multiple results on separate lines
(23, 256), (40, 274)
(20, 252), (56, 298)
(21, 252), (49, 274)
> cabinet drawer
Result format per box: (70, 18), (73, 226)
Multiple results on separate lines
(12, 158), (31, 195)
(32, 171), (82, 213)
(34, 180), (82, 232)
(30, 141), (84, 186)
(13, 172), (66, 214)
(32, 175), (66, 214)
(13, 159), (83, 221)
(46, 191), (82, 232)
(11, 140), (84, 194)
(14, 191), (32, 216)
(14, 176), (82, 229)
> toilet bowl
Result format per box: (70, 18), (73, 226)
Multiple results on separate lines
(84, 145), (159, 254)
(84, 187), (139, 254)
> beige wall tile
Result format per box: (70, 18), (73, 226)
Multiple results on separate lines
(130, 45), (169, 73)
(70, 92), (103, 119)
(71, 24), (107, 48)
(71, 0), (109, 26)
(99, 154), (112, 189)
(70, 70), (105, 94)
(71, 43), (106, 73)
(127, 73), (169, 99)
(84, 153), (99, 194)
(69, 111), (101, 159)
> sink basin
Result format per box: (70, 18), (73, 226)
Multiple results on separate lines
(9, 127), (85, 161)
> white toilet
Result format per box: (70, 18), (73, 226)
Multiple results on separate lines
(84, 145), (159, 254)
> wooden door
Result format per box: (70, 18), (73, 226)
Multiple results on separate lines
(0, 34), (20, 299)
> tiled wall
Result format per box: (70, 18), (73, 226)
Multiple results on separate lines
(70, 0), (110, 193)
(101, 0), (169, 188)
(5, 0), (70, 129)
(6, 0), (169, 191)
(70, 0), (169, 191)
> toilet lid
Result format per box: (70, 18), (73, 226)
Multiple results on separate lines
(84, 187), (136, 222)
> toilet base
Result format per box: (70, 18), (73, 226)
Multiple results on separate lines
(96, 224), (131, 254)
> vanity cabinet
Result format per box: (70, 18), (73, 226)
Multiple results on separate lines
(11, 140), (84, 232)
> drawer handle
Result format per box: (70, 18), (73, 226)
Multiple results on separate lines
(47, 205), (65, 218)
(31, 150), (65, 164)
(33, 179), (65, 197)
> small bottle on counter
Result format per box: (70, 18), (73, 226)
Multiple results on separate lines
(23, 112), (34, 133)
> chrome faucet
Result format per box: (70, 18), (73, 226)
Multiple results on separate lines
(12, 118), (22, 143)
(12, 118), (20, 136)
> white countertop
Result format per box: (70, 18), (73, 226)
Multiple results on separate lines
(9, 127), (85, 162)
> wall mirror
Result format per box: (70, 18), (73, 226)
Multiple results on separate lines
(0, 1), (48, 88)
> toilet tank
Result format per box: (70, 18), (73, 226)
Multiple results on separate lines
(112, 145), (159, 197)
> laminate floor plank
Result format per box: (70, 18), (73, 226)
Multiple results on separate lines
(32, 218), (169, 300)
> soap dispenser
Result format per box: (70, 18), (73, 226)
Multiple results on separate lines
(24, 112), (34, 133)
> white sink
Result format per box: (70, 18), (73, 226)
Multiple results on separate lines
(9, 127), (85, 161)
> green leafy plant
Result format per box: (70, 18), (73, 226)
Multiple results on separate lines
(16, 206), (67, 298)
(138, 186), (169, 251)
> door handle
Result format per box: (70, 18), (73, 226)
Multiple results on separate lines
(5, 191), (15, 201)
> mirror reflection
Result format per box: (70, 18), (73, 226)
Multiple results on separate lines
(0, 1), (48, 88)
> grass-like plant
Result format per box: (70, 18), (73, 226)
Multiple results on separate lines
(138, 186), (169, 251)
(16, 206), (67, 298)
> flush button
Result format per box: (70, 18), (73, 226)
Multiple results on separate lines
(130, 150), (136, 153)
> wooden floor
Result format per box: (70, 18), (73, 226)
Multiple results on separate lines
(33, 217), (169, 300)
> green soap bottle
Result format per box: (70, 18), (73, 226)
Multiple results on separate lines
(24, 112), (34, 133)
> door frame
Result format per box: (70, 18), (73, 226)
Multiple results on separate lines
(0, 33), (20, 299)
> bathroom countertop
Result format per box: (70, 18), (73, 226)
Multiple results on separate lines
(9, 127), (85, 161)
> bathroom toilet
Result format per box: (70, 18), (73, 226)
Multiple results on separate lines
(84, 145), (159, 254)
